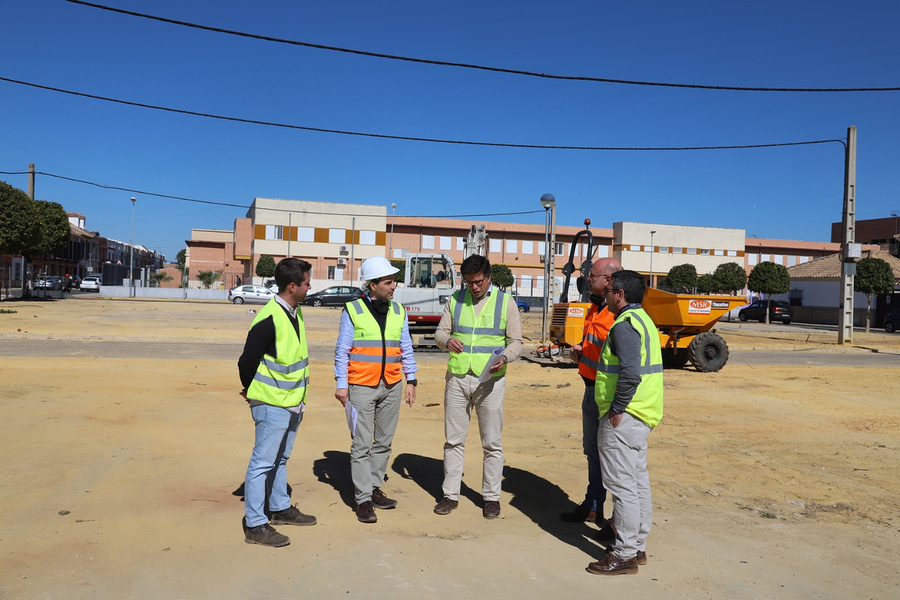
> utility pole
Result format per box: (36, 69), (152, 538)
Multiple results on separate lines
(838, 126), (857, 345)
(27, 163), (35, 199)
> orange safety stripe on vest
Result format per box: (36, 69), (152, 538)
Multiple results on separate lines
(578, 304), (615, 381)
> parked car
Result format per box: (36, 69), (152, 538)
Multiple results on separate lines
(884, 308), (900, 333)
(80, 276), (101, 292)
(514, 295), (530, 312)
(303, 286), (362, 307)
(34, 276), (62, 290)
(228, 284), (275, 305)
(738, 300), (793, 324)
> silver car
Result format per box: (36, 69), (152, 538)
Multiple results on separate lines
(228, 284), (275, 305)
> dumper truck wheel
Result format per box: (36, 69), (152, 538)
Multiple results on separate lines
(687, 332), (729, 373)
(661, 348), (690, 369)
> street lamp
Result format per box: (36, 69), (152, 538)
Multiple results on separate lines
(649, 230), (656, 288)
(389, 203), (396, 258)
(130, 196), (136, 298)
(540, 193), (556, 345)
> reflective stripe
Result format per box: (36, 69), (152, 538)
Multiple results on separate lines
(461, 345), (504, 354)
(349, 353), (402, 364)
(253, 373), (309, 390)
(350, 339), (400, 348)
(596, 362), (663, 375)
(456, 325), (505, 336)
(584, 333), (604, 347)
(579, 355), (600, 371)
(261, 356), (308, 374)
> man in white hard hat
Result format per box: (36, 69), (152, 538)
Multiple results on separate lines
(334, 256), (417, 524)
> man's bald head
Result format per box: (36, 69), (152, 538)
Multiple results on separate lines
(588, 258), (624, 296)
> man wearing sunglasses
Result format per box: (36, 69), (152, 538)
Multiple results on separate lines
(587, 270), (663, 575)
(433, 254), (523, 520)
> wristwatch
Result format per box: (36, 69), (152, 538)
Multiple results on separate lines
(407, 379), (417, 387)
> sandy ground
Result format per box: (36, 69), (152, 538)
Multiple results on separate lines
(1, 296), (898, 599)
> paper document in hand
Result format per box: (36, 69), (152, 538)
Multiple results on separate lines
(478, 348), (505, 383)
(345, 401), (358, 436)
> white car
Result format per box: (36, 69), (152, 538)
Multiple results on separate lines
(80, 276), (101, 292)
(228, 284), (275, 305)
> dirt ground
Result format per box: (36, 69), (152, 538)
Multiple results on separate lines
(1, 296), (898, 599)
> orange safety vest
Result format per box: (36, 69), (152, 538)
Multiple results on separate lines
(346, 298), (406, 386)
(578, 304), (615, 381)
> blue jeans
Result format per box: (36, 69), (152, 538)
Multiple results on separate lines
(245, 403), (303, 528)
(582, 383), (606, 517)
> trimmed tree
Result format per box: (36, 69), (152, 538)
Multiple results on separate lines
(747, 261), (790, 324)
(667, 264), (698, 292)
(697, 273), (718, 294)
(491, 264), (514, 289)
(255, 255), (276, 280)
(855, 257), (895, 332)
(713, 262), (748, 294)
(390, 259), (406, 284)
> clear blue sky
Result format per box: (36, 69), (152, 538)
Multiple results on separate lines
(2, 0), (899, 260)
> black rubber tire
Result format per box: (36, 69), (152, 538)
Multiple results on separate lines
(518, 304), (526, 313)
(233, 297), (244, 305)
(661, 348), (690, 369)
(739, 312), (748, 322)
(312, 299), (323, 307)
(687, 332), (729, 373)
(886, 321), (896, 333)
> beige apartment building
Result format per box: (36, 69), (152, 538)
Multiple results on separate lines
(185, 197), (846, 301)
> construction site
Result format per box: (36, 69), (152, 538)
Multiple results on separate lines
(1, 295), (898, 599)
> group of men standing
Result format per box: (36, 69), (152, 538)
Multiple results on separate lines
(235, 254), (663, 577)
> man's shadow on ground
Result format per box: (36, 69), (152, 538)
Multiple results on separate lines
(312, 450), (356, 511)
(392, 452), (601, 557)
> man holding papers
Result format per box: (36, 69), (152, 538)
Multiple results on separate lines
(433, 255), (523, 519)
(334, 256), (417, 524)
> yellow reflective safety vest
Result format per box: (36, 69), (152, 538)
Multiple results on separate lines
(447, 288), (510, 378)
(346, 298), (406, 386)
(595, 306), (663, 428)
(246, 299), (310, 408)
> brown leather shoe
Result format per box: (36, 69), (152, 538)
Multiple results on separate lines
(371, 488), (398, 509)
(586, 553), (639, 575)
(483, 500), (501, 519)
(356, 501), (377, 523)
(636, 551), (647, 565)
(433, 497), (459, 515)
(560, 503), (596, 523)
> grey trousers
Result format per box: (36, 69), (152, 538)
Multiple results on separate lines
(348, 381), (401, 504)
(597, 411), (653, 560)
(441, 373), (506, 502)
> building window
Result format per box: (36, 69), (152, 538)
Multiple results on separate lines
(761, 254), (771, 262)
(700, 249), (711, 255)
(687, 248), (697, 255)
(423, 235), (435, 250)
(554, 242), (565, 256)
(297, 227), (314, 242)
(774, 254), (783, 264)
(490, 239), (502, 254)
(659, 247), (669, 254)
(522, 240), (533, 255)
(789, 289), (803, 306)
(359, 230), (376, 245)
(457, 237), (465, 251)
(595, 245), (609, 258)
(748, 254), (758, 266)
(673, 247), (682, 254)
(727, 250), (737, 257)
(329, 229), (344, 244)
(506, 239), (517, 254)
(327, 265), (336, 279)
(714, 249), (724, 256)
(440, 236), (451, 250)
(787, 255), (797, 267)
(265, 225), (283, 240)
(538, 241), (545, 256)
(520, 274), (532, 294)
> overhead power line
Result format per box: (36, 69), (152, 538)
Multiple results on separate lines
(66, 0), (900, 93)
(0, 77), (845, 151)
(0, 169), (544, 219)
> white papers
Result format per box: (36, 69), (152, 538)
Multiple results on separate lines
(345, 401), (358, 437)
(478, 348), (506, 383)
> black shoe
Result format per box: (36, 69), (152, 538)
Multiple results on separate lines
(483, 500), (501, 519)
(371, 488), (398, 509)
(636, 550), (647, 565)
(560, 503), (596, 523)
(243, 517), (290, 547)
(357, 501), (377, 523)
(271, 504), (317, 526)
(433, 497), (459, 515)
(596, 519), (617, 546)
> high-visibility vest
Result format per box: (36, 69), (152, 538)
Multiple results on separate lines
(447, 288), (510, 378)
(578, 304), (615, 381)
(246, 299), (310, 408)
(595, 306), (664, 428)
(346, 298), (406, 386)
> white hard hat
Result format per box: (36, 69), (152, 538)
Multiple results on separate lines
(359, 256), (399, 281)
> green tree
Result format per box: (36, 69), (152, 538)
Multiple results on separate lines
(697, 273), (717, 294)
(747, 261), (790, 324)
(713, 262), (748, 294)
(855, 257), (895, 332)
(667, 264), (698, 292)
(197, 270), (221, 289)
(491, 264), (514, 289)
(32, 201), (69, 259)
(256, 255), (276, 279)
(176, 249), (187, 271)
(0, 181), (40, 258)
(390, 259), (406, 284)
(149, 271), (173, 287)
